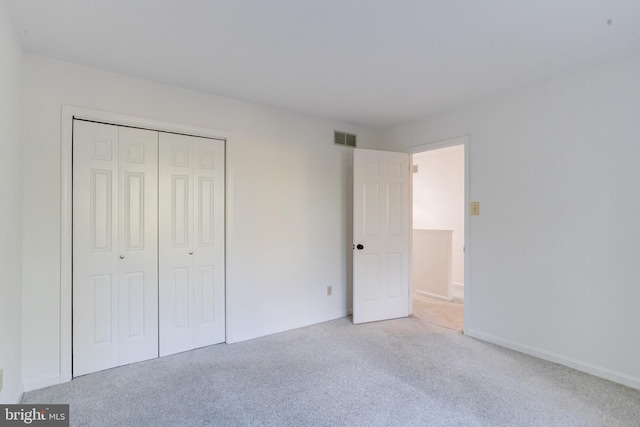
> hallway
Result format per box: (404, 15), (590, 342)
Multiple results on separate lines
(412, 294), (463, 331)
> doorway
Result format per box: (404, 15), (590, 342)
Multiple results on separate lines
(411, 138), (467, 331)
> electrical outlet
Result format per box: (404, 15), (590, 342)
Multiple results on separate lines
(471, 201), (480, 216)
(327, 285), (332, 296)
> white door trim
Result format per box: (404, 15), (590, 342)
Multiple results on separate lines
(409, 135), (470, 332)
(60, 105), (233, 382)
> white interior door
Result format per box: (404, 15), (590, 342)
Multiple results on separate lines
(73, 121), (159, 376)
(158, 132), (225, 356)
(353, 148), (410, 324)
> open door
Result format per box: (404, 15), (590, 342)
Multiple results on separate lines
(353, 148), (410, 324)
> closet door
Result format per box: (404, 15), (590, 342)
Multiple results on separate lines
(159, 133), (225, 356)
(73, 121), (119, 375)
(73, 121), (158, 376)
(193, 137), (226, 347)
(116, 127), (159, 365)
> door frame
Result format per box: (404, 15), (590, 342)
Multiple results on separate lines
(60, 106), (232, 382)
(408, 135), (470, 331)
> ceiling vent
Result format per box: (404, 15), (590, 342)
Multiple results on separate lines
(334, 130), (357, 148)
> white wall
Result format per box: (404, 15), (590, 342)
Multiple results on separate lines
(21, 54), (381, 390)
(0, 0), (23, 403)
(384, 56), (640, 388)
(413, 145), (464, 286)
(412, 230), (452, 298)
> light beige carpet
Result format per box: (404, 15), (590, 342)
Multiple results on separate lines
(23, 316), (640, 426)
(412, 294), (464, 331)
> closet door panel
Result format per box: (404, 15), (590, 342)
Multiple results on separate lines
(193, 139), (226, 347)
(74, 122), (159, 376)
(117, 126), (159, 365)
(73, 121), (120, 376)
(159, 134), (225, 356)
(159, 133), (195, 356)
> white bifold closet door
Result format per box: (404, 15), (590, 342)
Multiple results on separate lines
(73, 120), (226, 376)
(73, 121), (159, 376)
(158, 132), (225, 357)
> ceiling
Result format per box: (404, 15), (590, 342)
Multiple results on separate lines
(5, 0), (640, 129)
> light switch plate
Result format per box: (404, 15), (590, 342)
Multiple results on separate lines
(471, 202), (480, 216)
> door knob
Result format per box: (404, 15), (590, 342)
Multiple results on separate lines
(189, 251), (193, 255)
(119, 255), (125, 259)
(356, 244), (364, 250)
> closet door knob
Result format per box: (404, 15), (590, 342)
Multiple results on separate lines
(119, 255), (125, 259)
(189, 251), (193, 255)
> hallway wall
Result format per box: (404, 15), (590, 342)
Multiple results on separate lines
(413, 145), (464, 288)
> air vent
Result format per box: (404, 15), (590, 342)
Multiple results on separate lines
(334, 130), (357, 148)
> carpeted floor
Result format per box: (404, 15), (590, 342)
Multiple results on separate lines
(22, 316), (640, 426)
(412, 294), (464, 331)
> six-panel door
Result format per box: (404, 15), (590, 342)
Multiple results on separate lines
(353, 148), (410, 324)
(73, 120), (225, 376)
(73, 121), (159, 376)
(158, 132), (225, 357)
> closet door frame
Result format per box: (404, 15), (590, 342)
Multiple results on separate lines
(60, 106), (232, 383)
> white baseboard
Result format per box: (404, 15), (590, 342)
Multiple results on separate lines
(451, 282), (464, 299)
(414, 290), (452, 301)
(5, 385), (24, 404)
(465, 328), (640, 390)
(0, 383), (24, 404)
(22, 374), (62, 393)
